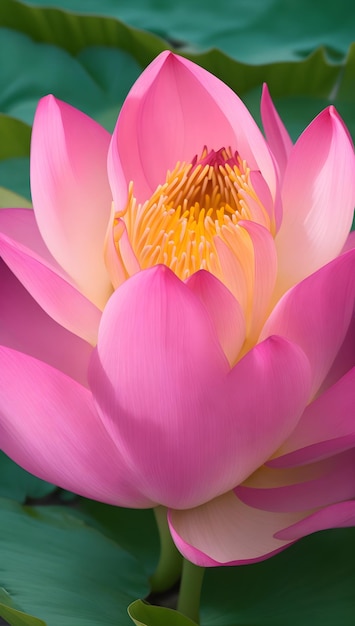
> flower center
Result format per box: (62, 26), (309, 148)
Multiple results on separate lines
(116, 147), (271, 281)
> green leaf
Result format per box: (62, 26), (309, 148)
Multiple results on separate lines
(201, 529), (355, 625)
(0, 158), (30, 200)
(0, 28), (141, 131)
(8, 0), (355, 63)
(78, 500), (159, 576)
(0, 498), (149, 626)
(0, 592), (46, 626)
(0, 0), (166, 63)
(0, 115), (30, 159)
(128, 600), (197, 626)
(0, 452), (54, 502)
(0, 186), (31, 208)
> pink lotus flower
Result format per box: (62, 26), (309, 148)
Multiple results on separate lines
(0, 51), (355, 565)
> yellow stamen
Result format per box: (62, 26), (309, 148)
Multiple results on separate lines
(114, 147), (271, 281)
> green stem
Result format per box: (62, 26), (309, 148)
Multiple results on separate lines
(149, 506), (183, 593)
(177, 558), (205, 624)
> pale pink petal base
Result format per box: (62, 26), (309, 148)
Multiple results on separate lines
(168, 491), (304, 566)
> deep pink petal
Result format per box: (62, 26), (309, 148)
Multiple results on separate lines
(168, 492), (303, 566)
(261, 84), (293, 180)
(268, 368), (355, 467)
(31, 95), (113, 308)
(318, 308), (355, 394)
(275, 107), (355, 295)
(261, 249), (355, 397)
(90, 265), (230, 509)
(109, 52), (276, 213)
(236, 450), (355, 512)
(186, 270), (246, 365)
(276, 501), (355, 540)
(0, 261), (92, 386)
(0, 347), (153, 507)
(89, 265), (310, 508)
(0, 210), (101, 344)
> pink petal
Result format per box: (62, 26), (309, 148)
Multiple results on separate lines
(213, 221), (277, 343)
(104, 211), (128, 289)
(213, 234), (249, 313)
(268, 367), (355, 467)
(89, 264), (310, 508)
(236, 449), (355, 512)
(90, 265), (230, 509)
(168, 491), (303, 566)
(261, 249), (355, 397)
(31, 95), (113, 308)
(319, 308), (355, 394)
(261, 84), (293, 180)
(276, 501), (355, 540)
(186, 270), (246, 365)
(108, 51), (276, 213)
(275, 106), (355, 295)
(0, 209), (101, 344)
(0, 261), (92, 386)
(240, 220), (277, 342)
(0, 346), (153, 507)
(0, 207), (59, 264)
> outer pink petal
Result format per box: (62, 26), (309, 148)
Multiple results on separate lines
(168, 492), (303, 566)
(0, 207), (59, 264)
(186, 270), (246, 365)
(268, 368), (355, 467)
(275, 107), (355, 295)
(108, 51), (276, 213)
(0, 210), (101, 344)
(318, 307), (355, 394)
(31, 96), (113, 308)
(0, 261), (92, 386)
(261, 84), (293, 180)
(90, 265), (230, 509)
(236, 450), (355, 512)
(261, 248), (355, 397)
(89, 265), (310, 509)
(0, 347), (153, 508)
(276, 501), (355, 540)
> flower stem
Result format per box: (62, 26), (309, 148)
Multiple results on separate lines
(177, 558), (205, 624)
(149, 506), (183, 593)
